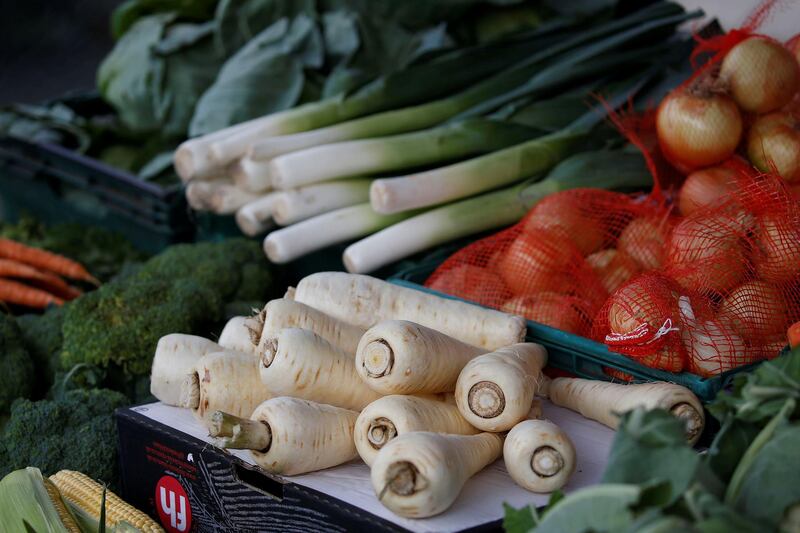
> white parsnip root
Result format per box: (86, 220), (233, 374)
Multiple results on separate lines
(356, 320), (485, 395)
(209, 397), (359, 476)
(546, 378), (705, 444)
(371, 432), (503, 518)
(259, 328), (381, 410)
(294, 272), (526, 350)
(218, 315), (260, 355)
(504, 419), (576, 493)
(150, 334), (223, 406)
(235, 193), (280, 237)
(354, 395), (478, 466)
(254, 298), (366, 355)
(455, 343), (548, 432)
(180, 350), (271, 420)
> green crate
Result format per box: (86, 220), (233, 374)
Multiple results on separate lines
(388, 260), (765, 403)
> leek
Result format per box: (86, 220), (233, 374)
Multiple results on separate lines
(272, 179), (373, 225)
(263, 203), (419, 264)
(343, 150), (652, 274)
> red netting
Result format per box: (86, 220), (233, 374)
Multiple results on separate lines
(425, 1), (800, 378)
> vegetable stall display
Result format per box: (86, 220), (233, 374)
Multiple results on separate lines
(147, 271), (707, 520)
(178, 2), (698, 269)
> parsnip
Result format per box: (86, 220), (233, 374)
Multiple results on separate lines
(504, 419), (576, 493)
(545, 378), (705, 444)
(371, 432), (503, 518)
(253, 298), (366, 355)
(218, 315), (260, 355)
(356, 320), (485, 395)
(260, 328), (381, 410)
(354, 395), (479, 466)
(150, 334), (223, 406)
(180, 350), (271, 420)
(209, 397), (359, 475)
(294, 272), (526, 350)
(455, 343), (547, 432)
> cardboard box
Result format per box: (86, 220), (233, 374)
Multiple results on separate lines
(117, 401), (614, 532)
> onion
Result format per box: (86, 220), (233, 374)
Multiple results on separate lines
(667, 216), (749, 295)
(497, 230), (580, 296)
(678, 296), (749, 378)
(523, 194), (606, 255)
(585, 249), (640, 294)
(678, 166), (739, 216)
(718, 280), (787, 340)
(656, 87), (743, 172)
(428, 264), (511, 307)
(720, 37), (800, 114)
(617, 217), (669, 271)
(501, 293), (585, 334)
(754, 212), (800, 283)
(746, 112), (800, 183)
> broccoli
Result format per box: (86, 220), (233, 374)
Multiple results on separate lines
(0, 314), (35, 413)
(0, 389), (128, 487)
(15, 306), (65, 395)
(62, 278), (220, 376)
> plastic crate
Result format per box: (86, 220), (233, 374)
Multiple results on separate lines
(388, 260), (763, 403)
(0, 101), (194, 253)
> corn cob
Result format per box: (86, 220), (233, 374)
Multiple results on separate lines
(0, 467), (81, 532)
(50, 470), (164, 532)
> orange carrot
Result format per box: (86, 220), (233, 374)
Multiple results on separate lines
(0, 278), (64, 308)
(0, 238), (99, 285)
(0, 259), (82, 300)
(789, 321), (800, 349)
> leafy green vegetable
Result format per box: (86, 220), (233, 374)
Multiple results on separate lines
(190, 15), (324, 136)
(0, 103), (91, 151)
(111, 0), (218, 39)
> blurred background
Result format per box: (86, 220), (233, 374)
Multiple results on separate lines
(1, 1), (798, 105)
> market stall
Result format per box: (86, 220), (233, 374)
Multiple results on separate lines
(1, 0), (799, 531)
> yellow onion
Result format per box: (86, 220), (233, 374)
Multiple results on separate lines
(585, 249), (640, 294)
(678, 165), (739, 215)
(501, 293), (585, 334)
(721, 37), (800, 114)
(719, 280), (787, 339)
(746, 112), (800, 183)
(617, 217), (669, 271)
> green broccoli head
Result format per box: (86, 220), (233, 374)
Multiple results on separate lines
(62, 278), (220, 376)
(0, 389), (128, 486)
(0, 314), (35, 413)
(15, 305), (65, 394)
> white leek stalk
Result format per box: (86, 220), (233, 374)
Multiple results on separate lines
(185, 178), (227, 211)
(272, 179), (372, 226)
(263, 203), (416, 264)
(232, 156), (273, 193)
(235, 193), (281, 236)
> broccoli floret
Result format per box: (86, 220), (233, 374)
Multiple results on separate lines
(15, 306), (65, 395)
(0, 314), (35, 413)
(0, 389), (128, 486)
(62, 278), (219, 376)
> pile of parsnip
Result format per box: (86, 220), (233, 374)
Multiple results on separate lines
(149, 272), (705, 519)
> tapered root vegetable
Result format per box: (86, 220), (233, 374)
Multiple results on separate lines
(235, 193), (280, 237)
(354, 395), (479, 466)
(209, 397), (359, 476)
(218, 316), (260, 355)
(181, 350), (271, 420)
(504, 419), (576, 493)
(371, 432), (503, 518)
(150, 334), (223, 406)
(356, 320), (485, 395)
(260, 328), (381, 410)
(294, 272), (526, 350)
(254, 298), (366, 356)
(546, 377), (705, 444)
(455, 343), (547, 432)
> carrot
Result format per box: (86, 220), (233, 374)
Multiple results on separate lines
(0, 259), (81, 300)
(0, 278), (64, 308)
(0, 238), (99, 285)
(789, 321), (800, 348)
